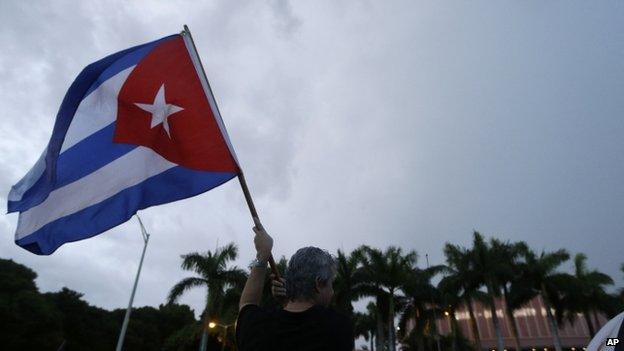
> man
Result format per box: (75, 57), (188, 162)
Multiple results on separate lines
(236, 220), (354, 351)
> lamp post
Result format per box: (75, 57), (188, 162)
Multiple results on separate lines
(116, 214), (150, 351)
(208, 321), (235, 351)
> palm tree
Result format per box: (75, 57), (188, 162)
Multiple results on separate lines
(167, 243), (246, 351)
(565, 253), (614, 337)
(358, 246), (417, 351)
(398, 304), (440, 351)
(261, 256), (288, 309)
(210, 283), (245, 351)
(438, 272), (469, 351)
(519, 248), (571, 351)
(355, 246), (388, 350)
(400, 264), (444, 351)
(443, 242), (484, 351)
(469, 232), (506, 351)
(334, 249), (365, 317)
(490, 239), (531, 351)
(354, 303), (378, 351)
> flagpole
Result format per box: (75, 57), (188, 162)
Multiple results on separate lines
(182, 25), (280, 279)
(116, 215), (151, 351)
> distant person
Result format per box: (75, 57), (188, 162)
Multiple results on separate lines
(236, 220), (354, 351)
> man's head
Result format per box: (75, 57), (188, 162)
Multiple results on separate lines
(285, 247), (336, 306)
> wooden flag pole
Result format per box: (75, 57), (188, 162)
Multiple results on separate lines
(238, 173), (280, 279)
(182, 25), (280, 279)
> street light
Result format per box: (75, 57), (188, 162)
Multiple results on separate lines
(208, 321), (235, 329)
(207, 321), (235, 351)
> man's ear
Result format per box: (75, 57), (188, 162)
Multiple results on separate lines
(314, 278), (324, 293)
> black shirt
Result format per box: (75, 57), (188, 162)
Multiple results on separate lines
(236, 304), (354, 351)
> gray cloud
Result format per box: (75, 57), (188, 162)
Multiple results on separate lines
(1, 1), (623, 330)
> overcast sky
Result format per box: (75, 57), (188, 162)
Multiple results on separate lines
(1, 0), (623, 325)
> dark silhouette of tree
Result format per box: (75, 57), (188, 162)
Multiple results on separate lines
(358, 245), (416, 351)
(334, 248), (366, 318)
(167, 243), (246, 351)
(0, 259), (63, 350)
(490, 238), (530, 351)
(354, 303), (377, 351)
(518, 248), (571, 351)
(443, 240), (485, 351)
(559, 253), (614, 337)
(260, 256), (288, 309)
(399, 264), (444, 351)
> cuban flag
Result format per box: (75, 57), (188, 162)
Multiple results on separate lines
(7, 31), (240, 255)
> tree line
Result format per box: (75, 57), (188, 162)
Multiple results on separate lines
(1, 231), (622, 351)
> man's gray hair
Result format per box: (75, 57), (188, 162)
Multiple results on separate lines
(285, 247), (336, 300)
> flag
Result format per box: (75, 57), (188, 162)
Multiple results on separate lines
(587, 311), (624, 351)
(8, 32), (240, 255)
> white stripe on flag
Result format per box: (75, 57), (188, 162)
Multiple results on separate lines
(60, 66), (135, 153)
(16, 146), (176, 239)
(182, 34), (239, 166)
(8, 149), (47, 202)
(9, 66), (135, 204)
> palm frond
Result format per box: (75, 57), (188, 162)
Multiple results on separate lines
(180, 252), (209, 275)
(167, 277), (208, 304)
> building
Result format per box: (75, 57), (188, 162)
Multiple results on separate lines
(405, 296), (607, 350)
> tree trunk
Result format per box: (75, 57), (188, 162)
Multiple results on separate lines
(592, 310), (601, 331)
(488, 300), (505, 351)
(450, 309), (459, 351)
(432, 313), (441, 351)
(466, 300), (483, 351)
(370, 334), (375, 351)
(541, 288), (563, 351)
(200, 293), (211, 351)
(502, 287), (522, 351)
(388, 293), (396, 351)
(583, 311), (595, 337)
(487, 285), (505, 351)
(376, 296), (386, 351)
(412, 305), (425, 351)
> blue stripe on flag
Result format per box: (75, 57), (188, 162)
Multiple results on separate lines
(84, 35), (177, 97)
(10, 123), (137, 200)
(16, 167), (237, 255)
(55, 123), (136, 188)
(8, 35), (178, 214)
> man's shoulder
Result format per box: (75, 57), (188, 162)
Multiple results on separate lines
(238, 304), (274, 330)
(239, 304), (278, 321)
(316, 307), (353, 327)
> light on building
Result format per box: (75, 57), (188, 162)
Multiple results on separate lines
(208, 322), (216, 329)
(396, 326), (400, 331)
(444, 311), (450, 316)
(571, 348), (576, 351)
(544, 348), (548, 351)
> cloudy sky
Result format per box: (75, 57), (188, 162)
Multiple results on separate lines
(1, 0), (623, 323)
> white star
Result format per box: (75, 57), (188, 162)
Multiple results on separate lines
(135, 84), (184, 138)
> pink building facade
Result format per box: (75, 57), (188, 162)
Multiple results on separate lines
(409, 296), (607, 350)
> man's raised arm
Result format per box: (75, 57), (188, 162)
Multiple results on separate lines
(239, 219), (273, 311)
